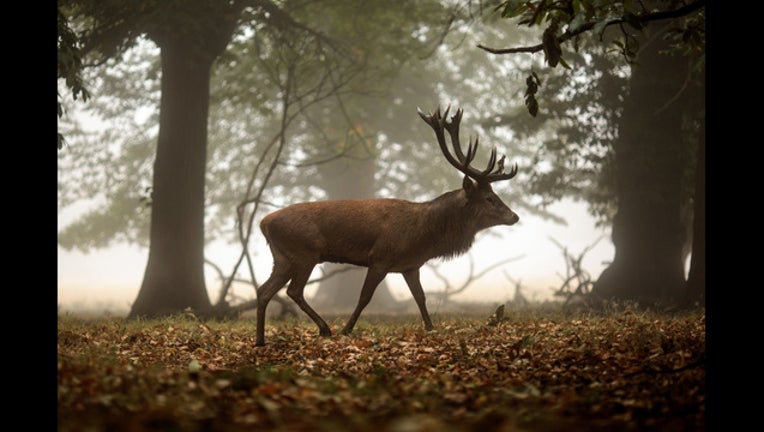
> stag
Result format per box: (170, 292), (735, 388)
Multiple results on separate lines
(255, 106), (519, 346)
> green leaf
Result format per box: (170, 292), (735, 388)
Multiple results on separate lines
(524, 73), (541, 117)
(558, 56), (572, 69)
(532, 5), (547, 26)
(500, 0), (528, 18)
(542, 25), (561, 67)
(526, 75), (538, 95)
(527, 96), (540, 115)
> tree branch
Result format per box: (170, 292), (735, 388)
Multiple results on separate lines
(425, 253), (524, 301)
(239, 0), (345, 54)
(477, 0), (705, 56)
(213, 23), (377, 310)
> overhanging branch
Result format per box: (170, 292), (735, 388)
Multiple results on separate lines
(477, 0), (705, 56)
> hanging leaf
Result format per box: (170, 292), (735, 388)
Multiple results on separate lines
(524, 73), (542, 117)
(542, 23), (561, 67)
(526, 74), (539, 95)
(531, 70), (541, 85)
(526, 97), (539, 117)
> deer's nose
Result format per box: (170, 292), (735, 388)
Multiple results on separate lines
(509, 213), (519, 225)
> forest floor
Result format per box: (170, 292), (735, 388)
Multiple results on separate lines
(58, 306), (705, 431)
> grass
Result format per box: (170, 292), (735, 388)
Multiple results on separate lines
(58, 306), (705, 431)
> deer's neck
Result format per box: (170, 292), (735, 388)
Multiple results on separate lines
(422, 190), (479, 260)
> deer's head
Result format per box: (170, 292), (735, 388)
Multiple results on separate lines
(418, 105), (519, 229)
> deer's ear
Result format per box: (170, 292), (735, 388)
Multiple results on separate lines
(462, 176), (477, 194)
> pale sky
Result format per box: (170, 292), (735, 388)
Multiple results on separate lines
(57, 199), (614, 314)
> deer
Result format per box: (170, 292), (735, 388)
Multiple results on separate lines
(254, 105), (520, 346)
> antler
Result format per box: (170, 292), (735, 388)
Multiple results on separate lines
(417, 105), (518, 184)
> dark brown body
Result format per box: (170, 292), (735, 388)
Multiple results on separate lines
(254, 106), (520, 346)
(255, 181), (519, 346)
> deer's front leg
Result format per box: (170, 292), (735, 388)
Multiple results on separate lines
(402, 268), (434, 331)
(341, 267), (387, 335)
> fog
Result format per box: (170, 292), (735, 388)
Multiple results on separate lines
(58, 1), (702, 318)
(57, 198), (613, 315)
(59, 22), (617, 316)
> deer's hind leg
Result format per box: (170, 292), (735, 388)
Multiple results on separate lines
(255, 259), (292, 346)
(286, 262), (331, 337)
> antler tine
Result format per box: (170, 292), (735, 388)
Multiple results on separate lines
(416, 106), (428, 122)
(493, 155), (506, 175)
(444, 108), (469, 164)
(465, 136), (478, 165)
(419, 105), (466, 173)
(420, 105), (519, 184)
(480, 146), (498, 176)
(486, 161), (518, 182)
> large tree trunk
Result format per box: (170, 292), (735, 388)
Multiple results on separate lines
(591, 27), (691, 306)
(684, 117), (705, 306)
(129, 40), (214, 317)
(127, 2), (242, 318)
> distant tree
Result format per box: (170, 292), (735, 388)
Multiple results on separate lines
(59, 0), (348, 317)
(479, 0), (705, 306)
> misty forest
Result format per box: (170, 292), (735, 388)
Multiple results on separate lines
(57, 0), (706, 431)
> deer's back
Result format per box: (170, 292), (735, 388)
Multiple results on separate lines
(260, 199), (426, 267)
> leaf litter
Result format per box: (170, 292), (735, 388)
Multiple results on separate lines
(58, 309), (705, 431)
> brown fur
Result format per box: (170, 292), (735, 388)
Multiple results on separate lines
(254, 106), (520, 346)
(255, 179), (519, 346)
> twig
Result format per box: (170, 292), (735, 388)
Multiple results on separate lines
(214, 25), (386, 309)
(426, 253), (524, 302)
(550, 236), (603, 302)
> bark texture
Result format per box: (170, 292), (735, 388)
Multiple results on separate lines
(592, 25), (692, 305)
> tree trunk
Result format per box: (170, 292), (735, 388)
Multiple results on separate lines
(129, 40), (213, 317)
(591, 27), (691, 306)
(684, 117), (705, 306)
